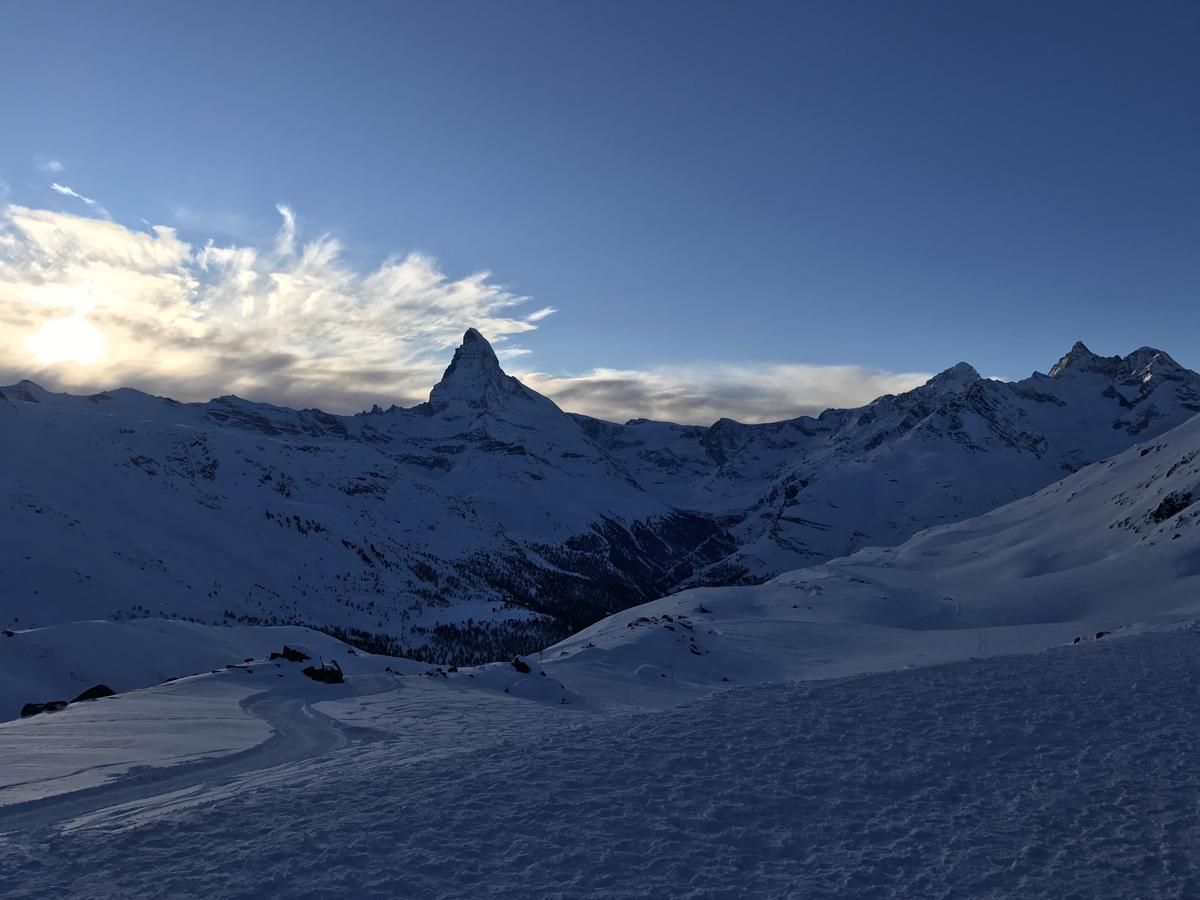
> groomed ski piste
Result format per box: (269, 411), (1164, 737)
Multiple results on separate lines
(3, 408), (1200, 897)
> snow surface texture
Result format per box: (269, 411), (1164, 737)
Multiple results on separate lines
(2, 631), (1199, 899)
(3, 335), (1198, 662)
(0, 677), (270, 806)
(0, 624), (434, 803)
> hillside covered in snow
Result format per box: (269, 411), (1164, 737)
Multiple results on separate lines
(3, 332), (1198, 661)
(4, 405), (1200, 894)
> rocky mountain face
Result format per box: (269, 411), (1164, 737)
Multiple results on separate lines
(549, 385), (1200, 700)
(582, 340), (1200, 583)
(3, 334), (1198, 661)
(768, 393), (1200, 632)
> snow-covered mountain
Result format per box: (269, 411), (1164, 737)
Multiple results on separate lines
(3, 332), (1198, 661)
(548, 401), (1200, 699)
(5, 408), (1200, 896)
(584, 340), (1200, 581)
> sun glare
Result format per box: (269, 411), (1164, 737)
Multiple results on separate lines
(26, 315), (105, 365)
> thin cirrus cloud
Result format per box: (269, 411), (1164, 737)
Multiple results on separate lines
(35, 157), (64, 173)
(49, 182), (111, 219)
(0, 198), (933, 423)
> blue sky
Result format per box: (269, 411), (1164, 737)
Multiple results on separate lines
(1, 1), (1197, 422)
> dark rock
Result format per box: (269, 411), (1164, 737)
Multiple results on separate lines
(2, 629), (14, 638)
(70, 684), (115, 703)
(511, 657), (532, 674)
(21, 699), (69, 718)
(301, 660), (344, 684)
(1095, 631), (1109, 640)
(269, 645), (311, 663)
(1151, 492), (1193, 524)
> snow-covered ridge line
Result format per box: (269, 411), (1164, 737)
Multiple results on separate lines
(3, 334), (1198, 661)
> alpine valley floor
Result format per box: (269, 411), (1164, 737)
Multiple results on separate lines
(1, 628), (1199, 899)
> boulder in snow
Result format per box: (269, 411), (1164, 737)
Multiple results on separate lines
(270, 645), (311, 663)
(20, 699), (68, 718)
(302, 660), (344, 684)
(70, 684), (116, 703)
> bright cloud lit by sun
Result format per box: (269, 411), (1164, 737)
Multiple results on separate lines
(0, 200), (929, 422)
(26, 314), (106, 365)
(0, 202), (554, 412)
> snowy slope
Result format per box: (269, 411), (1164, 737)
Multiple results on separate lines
(0, 619), (424, 723)
(3, 415), (1200, 894)
(7, 399), (1196, 726)
(542, 402), (1200, 705)
(3, 630), (1200, 898)
(2, 334), (1197, 661)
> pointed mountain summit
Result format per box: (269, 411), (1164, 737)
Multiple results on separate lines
(428, 328), (561, 416)
(1049, 341), (1125, 379)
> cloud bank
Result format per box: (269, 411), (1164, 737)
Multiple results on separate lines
(521, 364), (931, 425)
(0, 201), (933, 423)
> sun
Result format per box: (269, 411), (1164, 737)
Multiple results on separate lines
(26, 315), (106, 365)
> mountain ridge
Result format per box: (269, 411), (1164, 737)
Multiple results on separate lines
(3, 331), (1199, 662)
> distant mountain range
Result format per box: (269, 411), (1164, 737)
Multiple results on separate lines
(3, 331), (1198, 661)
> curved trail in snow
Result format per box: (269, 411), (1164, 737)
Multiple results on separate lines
(0, 686), (380, 835)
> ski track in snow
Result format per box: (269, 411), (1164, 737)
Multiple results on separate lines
(2, 632), (1199, 899)
(0, 686), (352, 830)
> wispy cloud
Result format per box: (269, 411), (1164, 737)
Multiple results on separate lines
(0, 200), (932, 423)
(49, 182), (110, 219)
(0, 203), (553, 412)
(35, 157), (64, 173)
(521, 363), (932, 425)
(274, 203), (297, 256)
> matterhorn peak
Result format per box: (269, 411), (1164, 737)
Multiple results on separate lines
(428, 328), (505, 408)
(461, 326), (492, 350)
(427, 328), (560, 417)
(449, 327), (502, 373)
